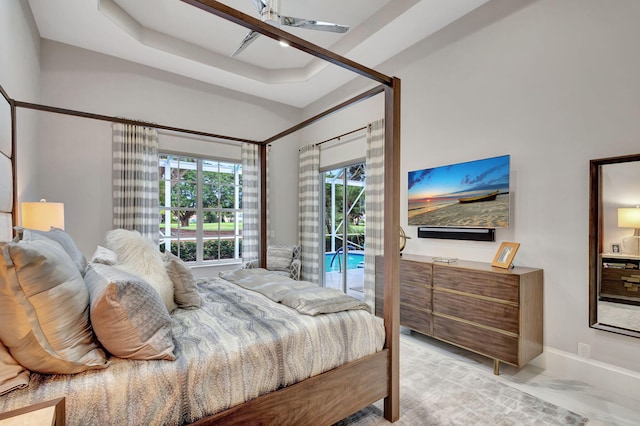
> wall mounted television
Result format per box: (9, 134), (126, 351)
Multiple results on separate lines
(408, 155), (510, 229)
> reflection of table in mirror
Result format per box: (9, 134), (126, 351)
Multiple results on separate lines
(600, 253), (640, 305)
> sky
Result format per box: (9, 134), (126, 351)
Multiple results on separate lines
(408, 155), (510, 201)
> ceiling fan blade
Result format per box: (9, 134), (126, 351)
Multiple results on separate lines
(231, 31), (261, 57)
(281, 16), (349, 33)
(250, 0), (268, 14)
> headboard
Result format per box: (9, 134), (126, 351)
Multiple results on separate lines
(0, 85), (13, 242)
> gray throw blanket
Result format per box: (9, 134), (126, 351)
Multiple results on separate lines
(219, 268), (370, 315)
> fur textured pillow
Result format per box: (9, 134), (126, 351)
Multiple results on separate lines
(105, 229), (176, 312)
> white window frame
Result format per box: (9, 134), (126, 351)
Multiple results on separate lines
(159, 153), (243, 265)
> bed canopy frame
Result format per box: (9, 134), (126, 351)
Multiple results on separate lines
(1, 0), (401, 423)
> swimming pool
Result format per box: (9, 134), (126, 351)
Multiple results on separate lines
(325, 252), (365, 272)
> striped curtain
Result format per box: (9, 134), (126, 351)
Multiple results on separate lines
(242, 143), (259, 263)
(112, 123), (159, 242)
(298, 144), (320, 283)
(364, 119), (385, 309)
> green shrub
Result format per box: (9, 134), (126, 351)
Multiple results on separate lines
(165, 239), (242, 262)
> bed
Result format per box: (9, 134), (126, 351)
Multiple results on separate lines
(0, 0), (402, 424)
(0, 253), (385, 424)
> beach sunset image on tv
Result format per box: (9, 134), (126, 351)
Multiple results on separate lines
(408, 155), (510, 228)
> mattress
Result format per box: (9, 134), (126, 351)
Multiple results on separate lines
(0, 276), (385, 425)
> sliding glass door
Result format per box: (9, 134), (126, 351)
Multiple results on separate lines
(321, 162), (365, 300)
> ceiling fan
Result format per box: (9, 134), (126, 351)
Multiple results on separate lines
(231, 0), (350, 57)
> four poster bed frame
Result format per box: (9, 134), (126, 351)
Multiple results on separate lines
(1, 0), (401, 423)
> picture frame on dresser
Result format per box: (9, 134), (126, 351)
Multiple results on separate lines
(611, 243), (621, 253)
(492, 242), (520, 269)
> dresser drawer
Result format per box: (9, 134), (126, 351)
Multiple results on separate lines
(375, 257), (432, 315)
(601, 269), (640, 299)
(401, 282), (431, 310)
(401, 305), (432, 336)
(433, 290), (519, 334)
(433, 265), (519, 304)
(433, 315), (519, 365)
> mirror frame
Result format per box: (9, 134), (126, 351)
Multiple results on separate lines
(589, 153), (640, 338)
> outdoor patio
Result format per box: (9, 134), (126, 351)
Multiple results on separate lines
(324, 267), (365, 301)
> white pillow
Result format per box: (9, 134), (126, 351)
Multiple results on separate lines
(90, 245), (118, 265)
(105, 229), (176, 312)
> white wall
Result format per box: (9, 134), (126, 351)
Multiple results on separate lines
(37, 40), (302, 257)
(0, 0), (42, 208)
(303, 0), (640, 396)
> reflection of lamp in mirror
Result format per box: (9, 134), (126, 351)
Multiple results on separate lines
(618, 207), (640, 255)
(21, 199), (65, 231)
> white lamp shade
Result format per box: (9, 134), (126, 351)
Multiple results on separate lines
(21, 201), (65, 231)
(618, 208), (640, 229)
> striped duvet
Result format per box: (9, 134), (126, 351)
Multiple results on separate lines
(0, 276), (385, 425)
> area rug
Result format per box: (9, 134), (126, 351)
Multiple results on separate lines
(335, 336), (589, 425)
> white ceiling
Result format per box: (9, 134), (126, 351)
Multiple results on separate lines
(27, 0), (490, 108)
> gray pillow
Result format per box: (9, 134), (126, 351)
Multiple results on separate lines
(0, 238), (108, 374)
(84, 263), (175, 361)
(267, 244), (296, 271)
(20, 227), (87, 275)
(162, 251), (201, 309)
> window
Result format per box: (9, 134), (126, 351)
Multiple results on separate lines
(159, 154), (243, 264)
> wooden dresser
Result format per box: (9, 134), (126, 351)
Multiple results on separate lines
(375, 254), (543, 374)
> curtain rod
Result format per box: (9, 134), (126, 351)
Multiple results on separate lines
(315, 125), (367, 147)
(13, 100), (262, 145)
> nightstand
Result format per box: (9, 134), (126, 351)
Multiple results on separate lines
(0, 398), (64, 426)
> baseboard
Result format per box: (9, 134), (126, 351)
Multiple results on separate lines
(531, 347), (640, 400)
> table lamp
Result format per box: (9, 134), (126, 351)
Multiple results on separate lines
(21, 199), (65, 231)
(618, 207), (640, 255)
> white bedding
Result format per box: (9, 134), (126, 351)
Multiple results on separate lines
(0, 276), (385, 425)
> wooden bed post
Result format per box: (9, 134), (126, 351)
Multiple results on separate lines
(383, 77), (401, 422)
(259, 143), (268, 267)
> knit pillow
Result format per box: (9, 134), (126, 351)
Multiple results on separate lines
(84, 263), (175, 361)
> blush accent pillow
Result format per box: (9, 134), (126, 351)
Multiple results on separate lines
(84, 263), (175, 361)
(20, 227), (87, 275)
(162, 251), (201, 309)
(0, 239), (109, 374)
(105, 229), (177, 312)
(0, 341), (29, 396)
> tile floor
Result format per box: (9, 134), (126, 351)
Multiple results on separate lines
(405, 331), (640, 426)
(326, 268), (640, 425)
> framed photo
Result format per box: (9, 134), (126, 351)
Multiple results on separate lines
(611, 243), (621, 254)
(492, 242), (520, 269)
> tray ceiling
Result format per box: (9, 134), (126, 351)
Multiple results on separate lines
(28, 0), (490, 107)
